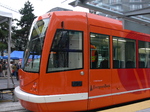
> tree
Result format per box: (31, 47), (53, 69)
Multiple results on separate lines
(14, 1), (36, 51)
(0, 22), (9, 56)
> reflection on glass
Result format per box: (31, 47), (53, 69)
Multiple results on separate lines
(47, 30), (83, 72)
(23, 18), (50, 72)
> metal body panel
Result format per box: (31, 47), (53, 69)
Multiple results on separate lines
(15, 11), (150, 112)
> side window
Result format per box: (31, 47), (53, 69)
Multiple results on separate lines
(90, 33), (110, 69)
(113, 37), (136, 68)
(47, 30), (83, 72)
(138, 41), (150, 68)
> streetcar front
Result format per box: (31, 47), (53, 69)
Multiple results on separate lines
(15, 11), (89, 112)
(14, 13), (51, 111)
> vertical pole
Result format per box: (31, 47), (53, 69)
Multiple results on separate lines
(7, 18), (12, 88)
(75, 0), (79, 6)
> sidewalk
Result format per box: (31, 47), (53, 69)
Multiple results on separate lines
(0, 76), (19, 88)
(0, 76), (29, 112)
(0, 101), (28, 112)
(0, 76), (18, 101)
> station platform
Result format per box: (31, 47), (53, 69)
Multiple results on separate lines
(97, 99), (150, 112)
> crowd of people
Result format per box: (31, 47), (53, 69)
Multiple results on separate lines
(0, 60), (20, 80)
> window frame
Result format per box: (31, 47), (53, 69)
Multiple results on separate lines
(90, 32), (110, 69)
(46, 29), (84, 73)
(113, 36), (136, 69)
(138, 40), (150, 68)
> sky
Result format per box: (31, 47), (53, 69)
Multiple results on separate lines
(0, 0), (89, 19)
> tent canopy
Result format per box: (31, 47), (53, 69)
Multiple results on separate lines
(9, 51), (23, 59)
(0, 11), (12, 24)
(3, 51), (23, 60)
(3, 51), (40, 59)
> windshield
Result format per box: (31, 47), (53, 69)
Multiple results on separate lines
(22, 18), (50, 72)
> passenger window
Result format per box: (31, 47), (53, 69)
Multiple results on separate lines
(113, 37), (136, 68)
(47, 30), (83, 72)
(90, 33), (110, 69)
(138, 41), (150, 68)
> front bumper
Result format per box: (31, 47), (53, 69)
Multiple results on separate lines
(14, 86), (88, 103)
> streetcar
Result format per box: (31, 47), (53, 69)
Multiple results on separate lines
(15, 11), (150, 112)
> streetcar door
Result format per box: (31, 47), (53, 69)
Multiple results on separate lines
(88, 25), (112, 110)
(46, 29), (89, 111)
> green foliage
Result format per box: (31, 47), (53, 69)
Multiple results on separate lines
(0, 22), (9, 56)
(0, 42), (7, 51)
(0, 1), (36, 53)
(13, 0), (36, 51)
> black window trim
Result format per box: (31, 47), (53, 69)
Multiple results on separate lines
(46, 29), (84, 73)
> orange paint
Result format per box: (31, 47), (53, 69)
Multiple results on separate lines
(15, 11), (150, 112)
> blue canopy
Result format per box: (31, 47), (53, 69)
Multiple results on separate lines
(0, 56), (8, 59)
(3, 51), (23, 60)
(3, 51), (40, 59)
(10, 51), (24, 59)
(3, 56), (19, 60)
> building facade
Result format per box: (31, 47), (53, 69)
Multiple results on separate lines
(90, 0), (150, 11)
(88, 0), (150, 18)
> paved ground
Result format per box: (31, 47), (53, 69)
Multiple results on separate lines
(0, 101), (29, 112)
(0, 76), (31, 112)
(0, 76), (29, 112)
(97, 100), (150, 112)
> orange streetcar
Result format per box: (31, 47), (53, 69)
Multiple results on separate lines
(15, 11), (150, 112)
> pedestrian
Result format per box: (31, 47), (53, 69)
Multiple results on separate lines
(10, 61), (14, 77)
(16, 63), (20, 80)
(13, 64), (17, 79)
(0, 62), (3, 77)
(2, 61), (7, 77)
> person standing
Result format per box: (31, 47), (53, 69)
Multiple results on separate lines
(16, 63), (20, 80)
(91, 44), (98, 69)
(0, 61), (3, 77)
(2, 61), (7, 77)
(13, 64), (17, 79)
(10, 61), (14, 77)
